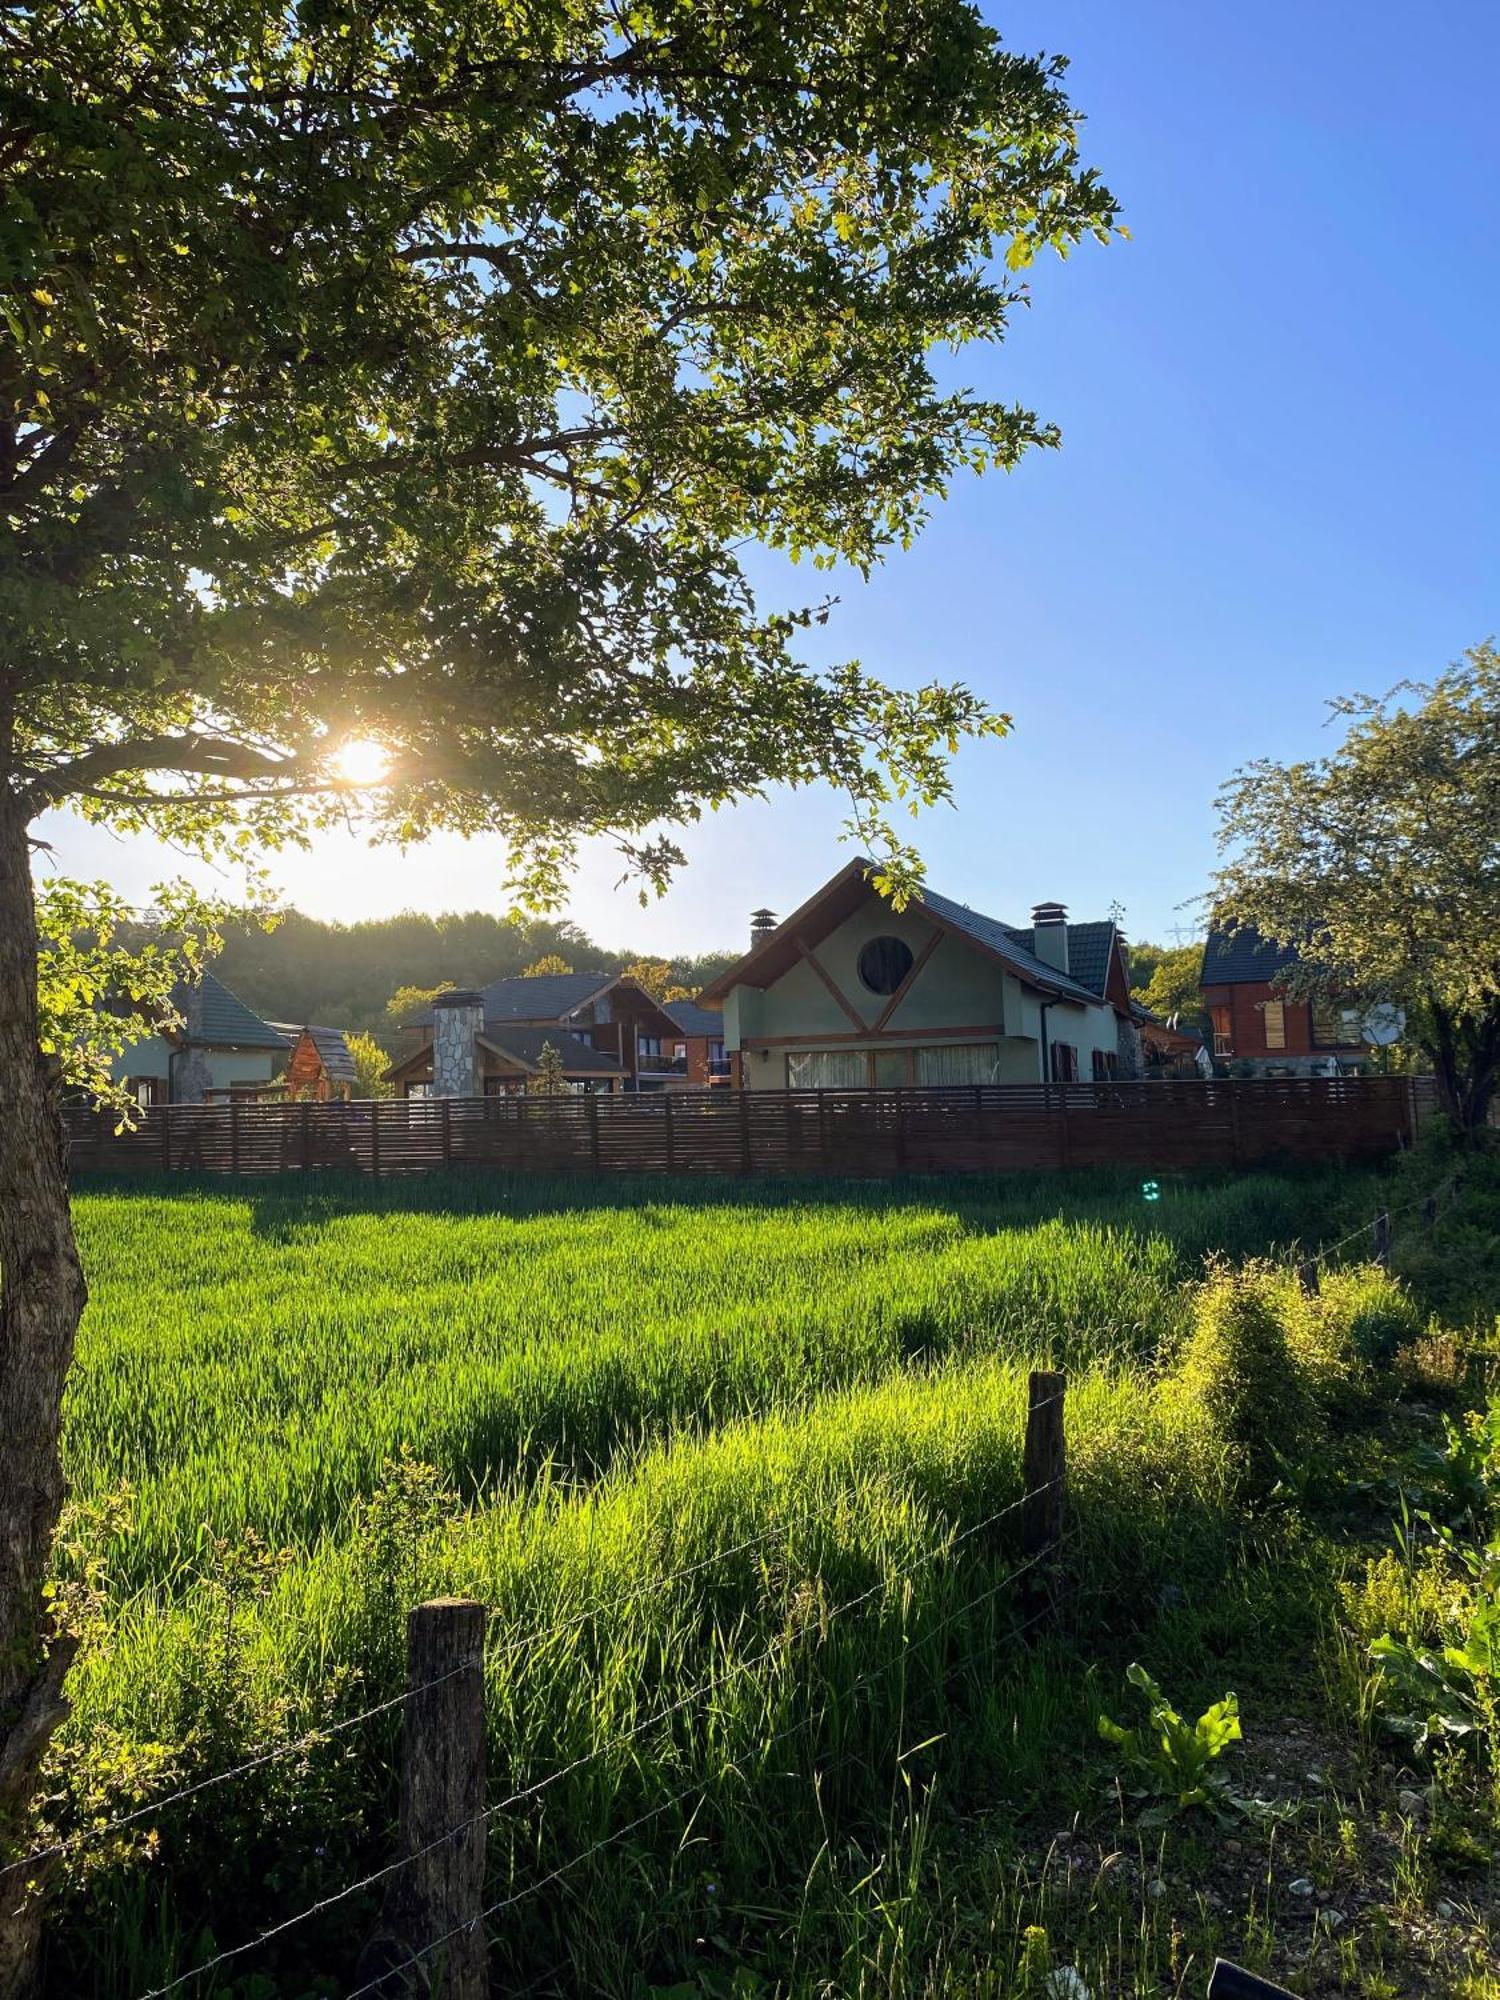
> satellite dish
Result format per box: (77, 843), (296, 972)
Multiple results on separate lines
(1361, 1002), (1405, 1047)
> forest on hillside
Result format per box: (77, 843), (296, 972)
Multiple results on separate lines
(213, 910), (742, 1035)
(213, 908), (1204, 1043)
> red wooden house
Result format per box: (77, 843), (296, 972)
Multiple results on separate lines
(1200, 924), (1365, 1075)
(664, 1000), (730, 1086)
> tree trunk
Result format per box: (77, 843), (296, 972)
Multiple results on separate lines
(1425, 1007), (1500, 1140)
(0, 795), (88, 1998)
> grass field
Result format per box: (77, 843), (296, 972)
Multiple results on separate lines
(36, 1160), (1499, 1998)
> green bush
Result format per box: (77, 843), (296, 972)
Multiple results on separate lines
(1169, 1264), (1321, 1493)
(1315, 1263), (1425, 1370)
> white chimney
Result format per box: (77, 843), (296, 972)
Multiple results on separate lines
(1030, 901), (1070, 976)
(431, 989), (484, 1096)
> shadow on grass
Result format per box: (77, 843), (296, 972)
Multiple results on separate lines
(76, 1160), (1390, 1266)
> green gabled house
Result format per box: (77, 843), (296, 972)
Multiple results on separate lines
(109, 970), (289, 1107)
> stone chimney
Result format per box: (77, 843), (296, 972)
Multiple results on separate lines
(749, 907), (778, 953)
(1029, 901), (1070, 977)
(431, 989), (484, 1097)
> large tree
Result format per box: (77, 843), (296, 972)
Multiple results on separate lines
(1129, 940), (1208, 1036)
(0, 0), (1113, 1970)
(1211, 644), (1500, 1136)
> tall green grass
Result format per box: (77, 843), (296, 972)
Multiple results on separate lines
(55, 1352), (1234, 1995)
(44, 1164), (1394, 1995)
(66, 1165), (1374, 1592)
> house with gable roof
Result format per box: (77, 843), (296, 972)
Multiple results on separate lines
(382, 969), (683, 1096)
(1200, 922), (1366, 1075)
(109, 970), (289, 1106)
(700, 860), (1140, 1090)
(269, 1023), (361, 1101)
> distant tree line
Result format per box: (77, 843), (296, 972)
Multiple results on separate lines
(213, 910), (740, 1040)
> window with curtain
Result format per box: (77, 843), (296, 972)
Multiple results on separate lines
(1262, 1000), (1286, 1049)
(914, 1044), (999, 1086)
(787, 1050), (865, 1089)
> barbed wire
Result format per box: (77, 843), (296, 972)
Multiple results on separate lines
(132, 1441), (1068, 1999)
(5, 1468), (908, 1884)
(0, 1660), (482, 1885)
(1297, 1177), (1457, 1275)
(342, 1527), (1083, 2000)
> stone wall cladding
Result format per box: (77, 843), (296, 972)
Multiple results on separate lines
(1116, 1016), (1143, 1080)
(432, 993), (485, 1097)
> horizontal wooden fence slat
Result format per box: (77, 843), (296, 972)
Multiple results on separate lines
(60, 1078), (1414, 1181)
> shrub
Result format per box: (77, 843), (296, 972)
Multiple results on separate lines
(1169, 1263), (1320, 1493)
(1315, 1265), (1425, 1370)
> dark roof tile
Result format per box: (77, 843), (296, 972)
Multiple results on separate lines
(171, 972), (287, 1050)
(664, 1000), (724, 1037)
(917, 885), (1105, 1006)
(410, 972), (617, 1026)
(1201, 924), (1301, 987)
(270, 1023), (360, 1081)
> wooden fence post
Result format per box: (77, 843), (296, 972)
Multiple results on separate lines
(1372, 1210), (1391, 1268)
(359, 1598), (488, 1999)
(1021, 1370), (1066, 1594)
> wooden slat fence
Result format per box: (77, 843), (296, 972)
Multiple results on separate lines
(61, 1076), (1414, 1180)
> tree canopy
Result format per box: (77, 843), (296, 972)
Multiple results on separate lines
(1211, 643), (1500, 1133)
(1129, 941), (1208, 1036)
(6, 0), (1115, 905)
(0, 13), (1115, 1938)
(344, 1030), (393, 1098)
(206, 910), (737, 1034)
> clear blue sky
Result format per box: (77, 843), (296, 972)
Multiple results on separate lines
(41, 0), (1500, 956)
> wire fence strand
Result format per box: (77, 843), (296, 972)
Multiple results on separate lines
(7, 1464), (926, 1884)
(133, 1447), (1069, 2000)
(343, 1525), (1084, 2000)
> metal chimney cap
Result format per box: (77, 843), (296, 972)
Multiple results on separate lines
(432, 988), (484, 1007)
(1030, 901), (1068, 926)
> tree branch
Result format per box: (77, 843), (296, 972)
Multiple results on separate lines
(21, 734), (305, 814)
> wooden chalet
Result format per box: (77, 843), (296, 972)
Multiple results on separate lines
(271, 1024), (360, 1101)
(387, 972), (682, 1095)
(1201, 924), (1366, 1076)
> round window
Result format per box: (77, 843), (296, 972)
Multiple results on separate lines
(857, 935), (914, 996)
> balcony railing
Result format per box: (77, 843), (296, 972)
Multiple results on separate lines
(636, 1052), (687, 1073)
